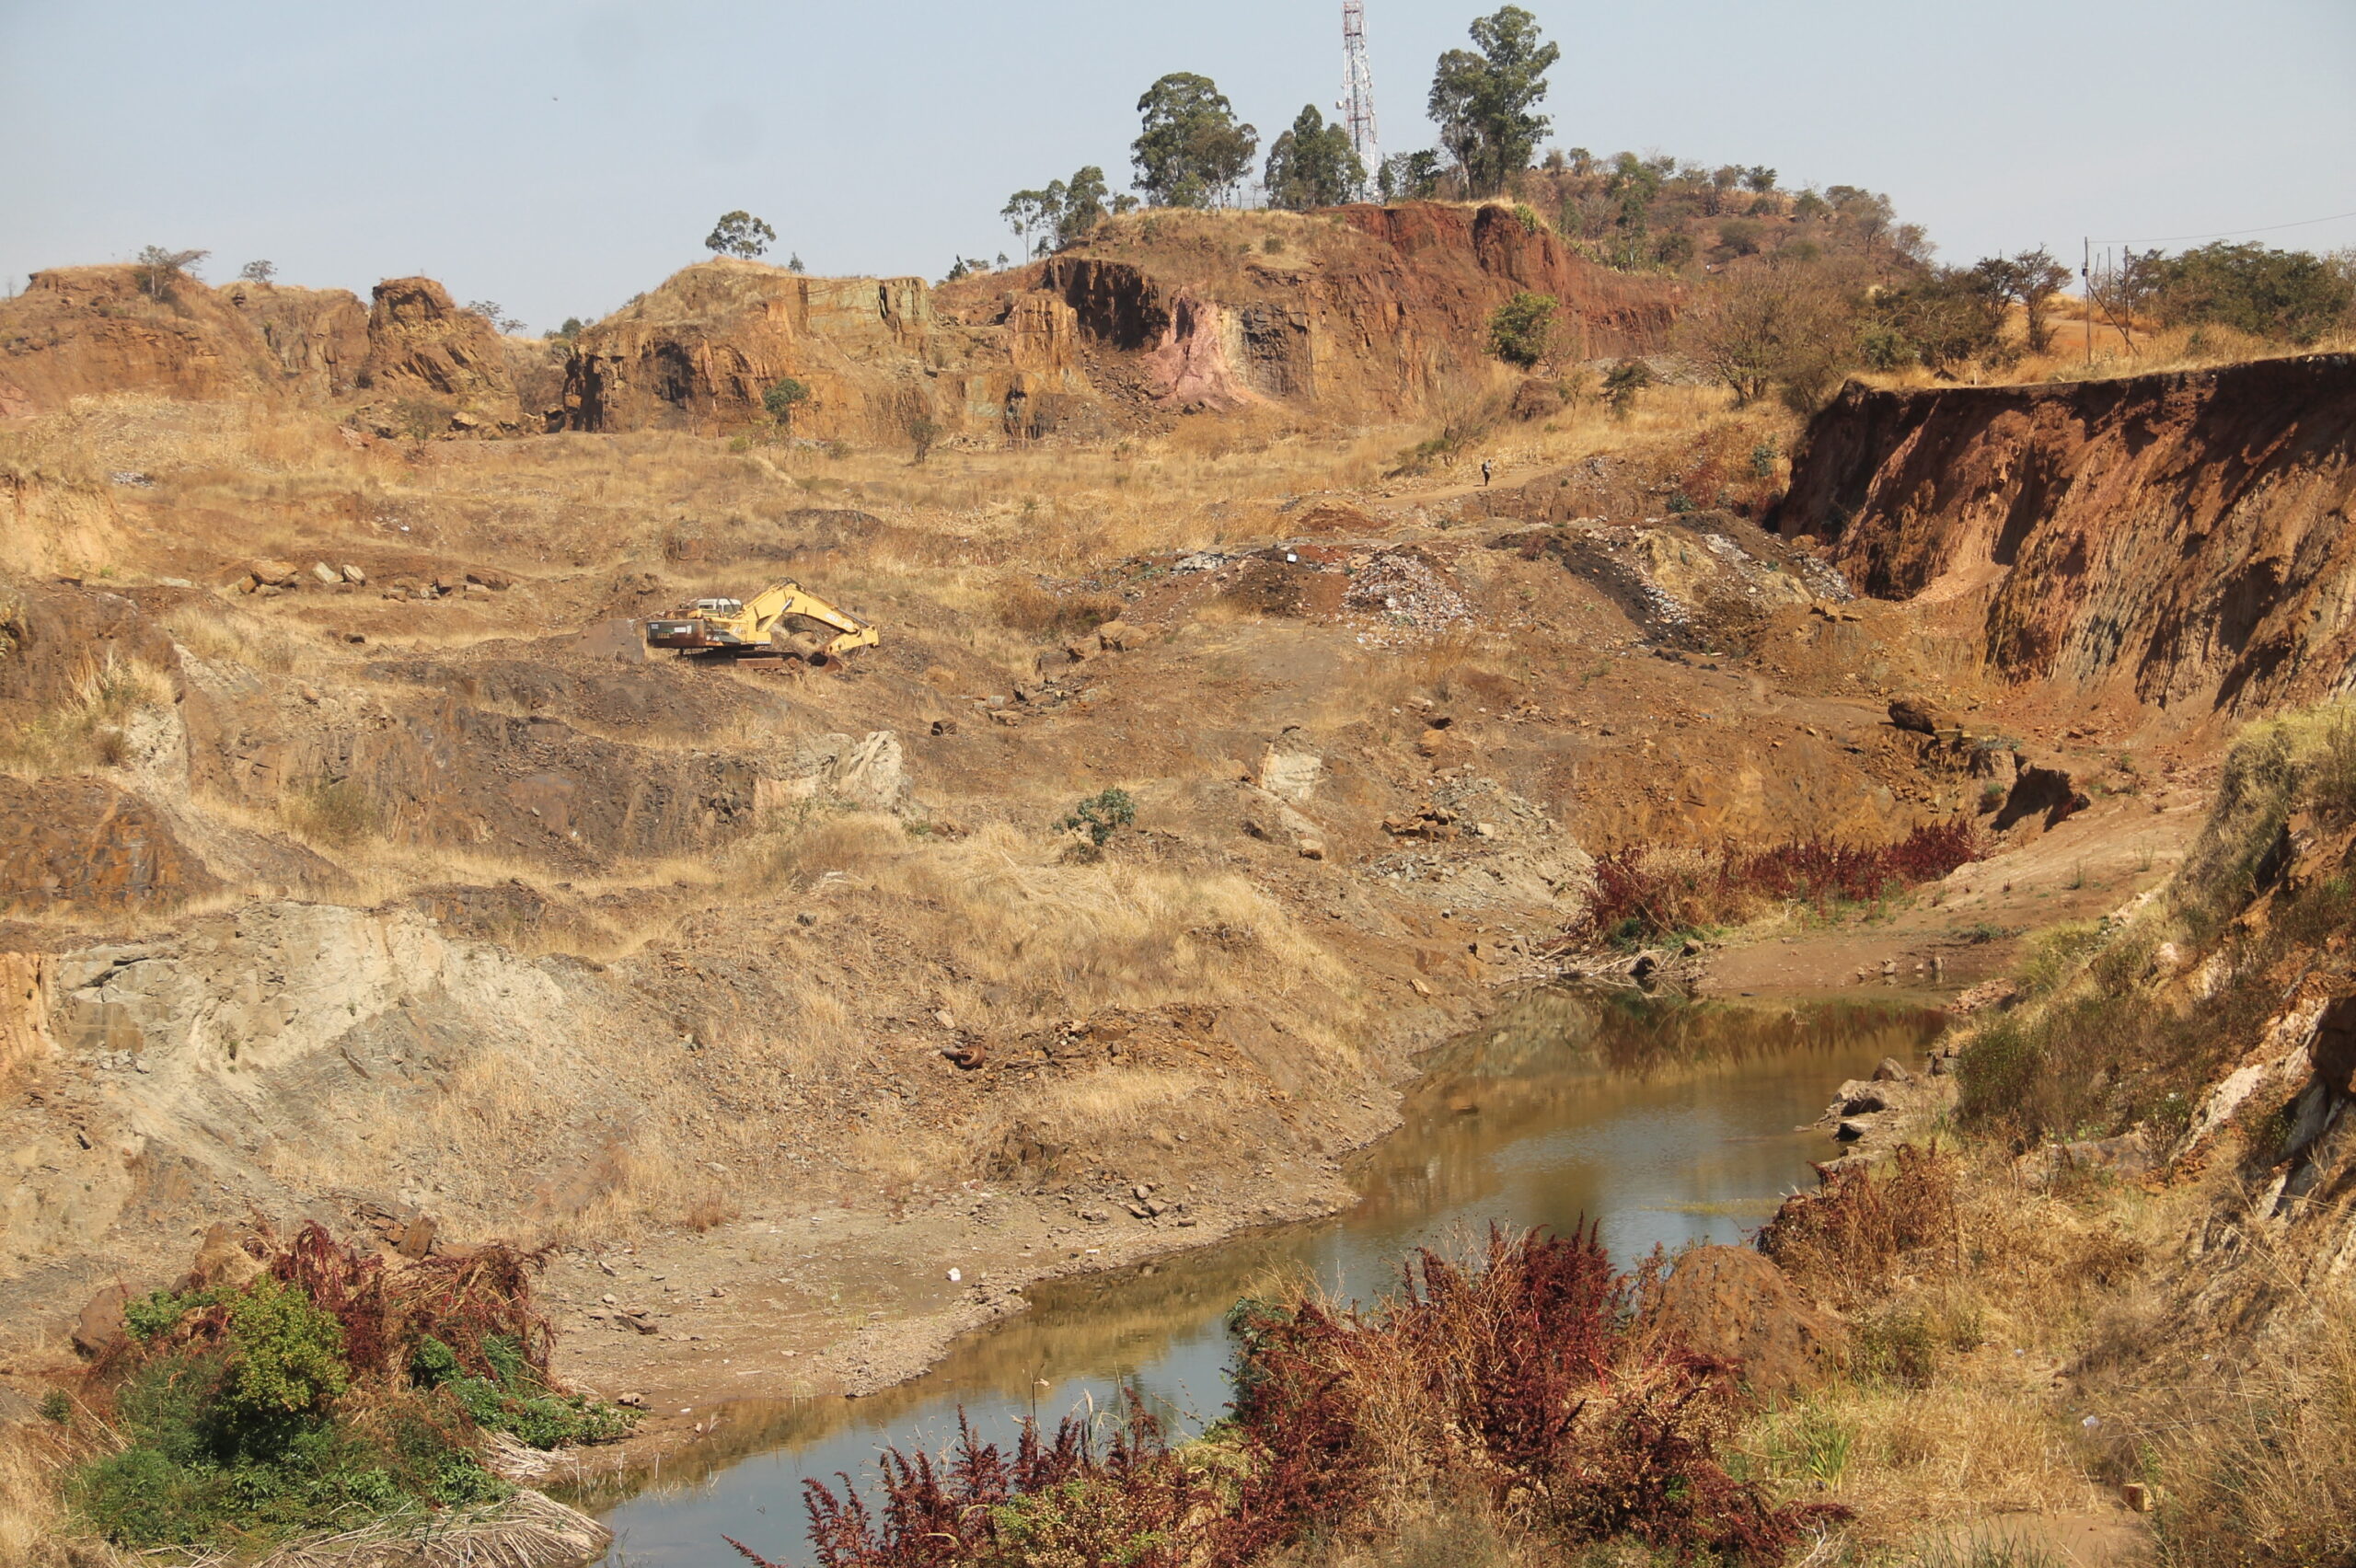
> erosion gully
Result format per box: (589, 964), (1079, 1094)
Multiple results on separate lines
(578, 988), (1945, 1566)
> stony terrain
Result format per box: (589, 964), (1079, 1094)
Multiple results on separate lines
(5, 207), (2354, 1562)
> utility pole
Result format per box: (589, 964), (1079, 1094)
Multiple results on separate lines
(1342, 1), (1381, 201)
(2083, 236), (2093, 370)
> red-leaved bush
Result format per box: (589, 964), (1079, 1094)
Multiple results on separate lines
(743, 1226), (1843, 1567)
(1582, 820), (1983, 944)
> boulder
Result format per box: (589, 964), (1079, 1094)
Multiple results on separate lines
(1888, 698), (1962, 740)
(1258, 727), (1323, 803)
(71, 1283), (131, 1358)
(1992, 752), (2091, 832)
(181, 1222), (264, 1291)
(1507, 376), (1566, 421)
(2314, 997), (2356, 1093)
(250, 558), (300, 587)
(340, 563), (367, 584)
(308, 561), (340, 586)
(1642, 1246), (1846, 1395)
(1872, 1055), (1915, 1084)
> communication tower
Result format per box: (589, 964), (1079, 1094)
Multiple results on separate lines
(1341, 2), (1381, 199)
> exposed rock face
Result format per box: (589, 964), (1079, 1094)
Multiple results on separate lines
(0, 266), (367, 412)
(560, 259), (1085, 443)
(1783, 356), (2356, 718)
(0, 777), (223, 913)
(357, 276), (522, 427)
(562, 204), (1681, 439)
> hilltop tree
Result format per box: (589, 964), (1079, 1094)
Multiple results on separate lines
(2148, 241), (2354, 345)
(1380, 150), (1444, 202)
(1057, 167), (1113, 245)
(133, 246), (208, 300)
(1428, 6), (1559, 197)
(1970, 247), (2073, 352)
(1265, 105), (1364, 212)
(237, 259), (276, 284)
(704, 211), (776, 259)
(1131, 73), (1257, 209)
(1859, 267), (2008, 372)
(465, 299), (525, 334)
(1001, 188), (1055, 256)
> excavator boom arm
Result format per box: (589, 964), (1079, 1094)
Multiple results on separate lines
(742, 581), (879, 654)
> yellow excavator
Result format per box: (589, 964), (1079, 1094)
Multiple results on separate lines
(643, 580), (880, 667)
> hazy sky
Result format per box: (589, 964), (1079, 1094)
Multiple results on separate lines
(4, 0), (2351, 331)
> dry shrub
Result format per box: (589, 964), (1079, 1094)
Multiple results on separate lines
(994, 578), (1123, 640)
(1583, 821), (1984, 945)
(771, 1229), (1839, 1568)
(776, 1399), (1200, 1568)
(680, 1195), (741, 1234)
(283, 775), (382, 847)
(1758, 1144), (1960, 1310)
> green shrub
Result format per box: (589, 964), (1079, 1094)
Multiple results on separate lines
(1853, 1307), (1939, 1388)
(126, 1286), (216, 1342)
(410, 1335), (632, 1449)
(1488, 291), (1558, 367)
(1060, 788), (1137, 847)
(218, 1275), (348, 1425)
(71, 1263), (629, 1547)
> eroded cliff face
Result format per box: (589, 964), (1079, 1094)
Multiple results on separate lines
(0, 267), (369, 414)
(1782, 356), (2356, 721)
(354, 276), (523, 426)
(560, 259), (1095, 442)
(561, 203), (1683, 439)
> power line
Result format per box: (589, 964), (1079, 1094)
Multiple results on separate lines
(2091, 207), (2356, 247)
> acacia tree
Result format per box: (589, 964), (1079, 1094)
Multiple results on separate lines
(704, 211), (776, 259)
(237, 259), (276, 284)
(1131, 73), (1257, 208)
(1428, 7), (1558, 198)
(133, 246), (208, 300)
(1970, 247), (2073, 352)
(1675, 260), (1855, 409)
(1265, 106), (1364, 212)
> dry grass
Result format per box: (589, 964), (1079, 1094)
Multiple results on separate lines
(0, 645), (178, 778)
(0, 1418), (82, 1567)
(1725, 1142), (2182, 1551)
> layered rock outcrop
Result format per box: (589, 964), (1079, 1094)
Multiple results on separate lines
(1782, 355), (2356, 718)
(559, 259), (1091, 442)
(355, 276), (523, 427)
(0, 266), (367, 413)
(561, 203), (1683, 439)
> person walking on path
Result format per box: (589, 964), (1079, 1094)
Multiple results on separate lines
(1481, 457), (1494, 487)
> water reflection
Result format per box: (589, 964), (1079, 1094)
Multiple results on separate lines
(588, 992), (1943, 1566)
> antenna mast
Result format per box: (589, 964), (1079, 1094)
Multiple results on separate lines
(1342, 1), (1381, 200)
